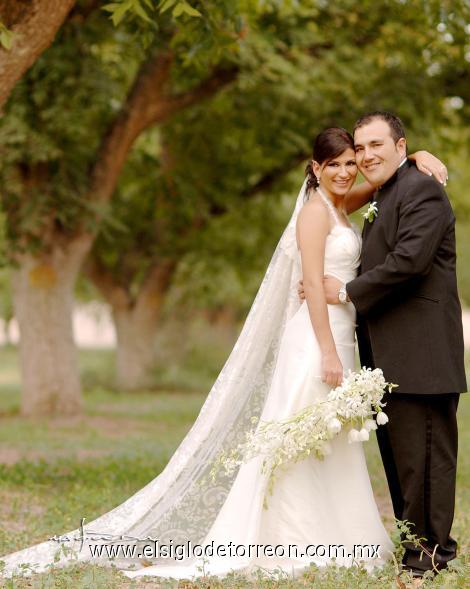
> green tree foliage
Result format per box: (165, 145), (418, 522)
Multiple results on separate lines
(0, 0), (247, 253)
(0, 1), (280, 401)
(0, 20), (14, 50)
(87, 0), (470, 316)
(0, 0), (468, 306)
(0, 0), (466, 403)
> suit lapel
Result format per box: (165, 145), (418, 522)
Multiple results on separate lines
(361, 163), (408, 244)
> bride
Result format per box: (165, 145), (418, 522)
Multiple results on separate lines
(0, 129), (445, 581)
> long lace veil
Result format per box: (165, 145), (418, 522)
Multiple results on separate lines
(1, 179), (308, 577)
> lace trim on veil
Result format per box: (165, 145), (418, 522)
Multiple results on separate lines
(0, 180), (309, 578)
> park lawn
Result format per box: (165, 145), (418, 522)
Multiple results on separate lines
(0, 346), (468, 588)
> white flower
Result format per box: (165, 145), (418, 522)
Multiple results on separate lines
(376, 411), (389, 425)
(348, 428), (361, 443)
(212, 368), (396, 494)
(363, 201), (378, 223)
(327, 418), (342, 434)
(364, 419), (378, 431)
(358, 428), (370, 441)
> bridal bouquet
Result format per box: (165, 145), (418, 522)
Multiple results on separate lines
(211, 367), (396, 495)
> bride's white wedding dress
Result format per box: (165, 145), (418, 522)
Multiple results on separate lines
(124, 190), (393, 580)
(0, 184), (393, 581)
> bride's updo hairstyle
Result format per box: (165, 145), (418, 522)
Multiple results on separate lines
(305, 127), (354, 198)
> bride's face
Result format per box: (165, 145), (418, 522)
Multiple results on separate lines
(314, 148), (357, 198)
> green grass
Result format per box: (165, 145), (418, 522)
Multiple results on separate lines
(0, 346), (468, 588)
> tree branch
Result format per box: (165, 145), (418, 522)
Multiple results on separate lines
(242, 151), (308, 199)
(209, 150), (309, 217)
(143, 260), (176, 291)
(84, 248), (177, 314)
(84, 148), (306, 314)
(0, 0), (76, 110)
(135, 259), (177, 314)
(86, 51), (238, 212)
(82, 254), (131, 310)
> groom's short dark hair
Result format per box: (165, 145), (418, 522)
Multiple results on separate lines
(354, 111), (406, 143)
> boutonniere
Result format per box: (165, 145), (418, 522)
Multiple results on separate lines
(363, 201), (378, 223)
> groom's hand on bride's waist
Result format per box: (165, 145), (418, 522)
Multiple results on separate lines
(323, 276), (344, 305)
(298, 277), (345, 305)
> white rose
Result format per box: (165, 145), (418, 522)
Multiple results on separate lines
(348, 428), (361, 443)
(364, 419), (378, 432)
(376, 412), (389, 425)
(327, 418), (342, 434)
(358, 428), (370, 441)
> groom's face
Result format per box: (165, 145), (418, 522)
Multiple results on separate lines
(353, 119), (406, 188)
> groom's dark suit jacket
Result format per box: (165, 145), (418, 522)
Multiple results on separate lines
(347, 161), (467, 394)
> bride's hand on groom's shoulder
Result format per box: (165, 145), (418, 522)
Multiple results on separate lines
(411, 150), (448, 185)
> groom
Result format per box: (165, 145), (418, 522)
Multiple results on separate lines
(323, 112), (467, 578)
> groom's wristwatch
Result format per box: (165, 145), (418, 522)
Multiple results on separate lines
(338, 284), (349, 304)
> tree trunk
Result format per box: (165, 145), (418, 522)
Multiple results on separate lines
(0, 0), (76, 110)
(83, 257), (174, 391)
(113, 299), (160, 391)
(11, 238), (90, 416)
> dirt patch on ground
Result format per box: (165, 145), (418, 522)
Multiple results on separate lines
(0, 413), (147, 464)
(44, 414), (143, 438)
(0, 447), (110, 465)
(0, 489), (46, 534)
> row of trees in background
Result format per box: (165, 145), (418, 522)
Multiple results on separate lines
(0, 0), (468, 416)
